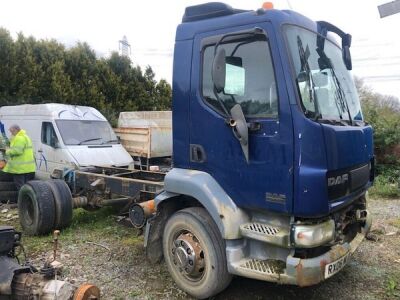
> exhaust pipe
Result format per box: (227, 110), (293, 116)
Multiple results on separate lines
(129, 200), (156, 228)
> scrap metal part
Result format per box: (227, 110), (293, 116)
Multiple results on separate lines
(8, 266), (100, 300)
(12, 273), (76, 300)
(0, 256), (30, 295)
(73, 284), (101, 300)
(0, 227), (100, 299)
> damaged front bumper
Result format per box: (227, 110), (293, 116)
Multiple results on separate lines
(283, 212), (372, 286)
(227, 212), (372, 286)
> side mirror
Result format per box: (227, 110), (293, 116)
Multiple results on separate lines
(342, 46), (352, 70)
(225, 56), (245, 96)
(230, 104), (249, 163)
(212, 48), (226, 93)
(226, 56), (242, 67)
(342, 33), (352, 70)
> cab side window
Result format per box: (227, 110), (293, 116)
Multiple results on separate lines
(41, 122), (59, 148)
(202, 35), (278, 118)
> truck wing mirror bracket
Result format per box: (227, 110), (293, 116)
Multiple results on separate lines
(317, 21), (353, 70)
(230, 104), (249, 163)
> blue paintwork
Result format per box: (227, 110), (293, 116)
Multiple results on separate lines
(172, 5), (374, 218)
(172, 40), (193, 169)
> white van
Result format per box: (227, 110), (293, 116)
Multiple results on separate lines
(0, 104), (133, 179)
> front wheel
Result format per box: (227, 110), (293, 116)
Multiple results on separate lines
(162, 207), (232, 299)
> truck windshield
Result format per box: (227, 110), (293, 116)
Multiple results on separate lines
(55, 120), (119, 145)
(285, 25), (363, 123)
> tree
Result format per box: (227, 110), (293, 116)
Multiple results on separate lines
(14, 33), (44, 103)
(0, 27), (172, 125)
(356, 77), (400, 165)
(0, 28), (16, 104)
(156, 79), (172, 110)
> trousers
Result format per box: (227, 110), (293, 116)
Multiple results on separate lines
(13, 172), (35, 191)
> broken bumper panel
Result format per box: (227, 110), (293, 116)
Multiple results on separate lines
(227, 212), (372, 286)
(283, 212), (372, 286)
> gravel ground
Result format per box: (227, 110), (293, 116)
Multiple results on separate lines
(1, 197), (399, 300)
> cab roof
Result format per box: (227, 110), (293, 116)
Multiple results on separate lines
(177, 2), (317, 41)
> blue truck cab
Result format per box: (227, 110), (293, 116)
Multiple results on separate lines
(147, 3), (374, 298)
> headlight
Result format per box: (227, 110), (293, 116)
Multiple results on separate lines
(292, 219), (335, 248)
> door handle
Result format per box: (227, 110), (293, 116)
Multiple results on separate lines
(190, 144), (207, 163)
(38, 149), (43, 153)
(249, 121), (262, 132)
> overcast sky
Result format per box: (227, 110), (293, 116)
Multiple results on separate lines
(0, 0), (399, 99)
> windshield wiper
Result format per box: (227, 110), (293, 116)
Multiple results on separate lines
(78, 137), (102, 145)
(296, 36), (321, 120)
(331, 70), (353, 125)
(316, 48), (353, 125)
(318, 118), (348, 126)
(101, 139), (119, 145)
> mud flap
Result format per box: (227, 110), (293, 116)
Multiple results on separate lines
(145, 202), (178, 264)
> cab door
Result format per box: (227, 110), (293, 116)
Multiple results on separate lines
(189, 23), (294, 213)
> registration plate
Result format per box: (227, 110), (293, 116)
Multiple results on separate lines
(324, 253), (350, 279)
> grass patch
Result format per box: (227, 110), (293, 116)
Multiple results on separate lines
(128, 290), (142, 297)
(385, 276), (400, 298)
(121, 235), (143, 247)
(16, 206), (135, 256)
(369, 174), (400, 199)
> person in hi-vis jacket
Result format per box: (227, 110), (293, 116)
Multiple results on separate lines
(3, 124), (36, 191)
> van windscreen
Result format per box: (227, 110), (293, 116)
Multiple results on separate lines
(55, 120), (119, 145)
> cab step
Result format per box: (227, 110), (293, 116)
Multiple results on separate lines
(229, 258), (286, 282)
(240, 222), (289, 247)
(240, 258), (285, 275)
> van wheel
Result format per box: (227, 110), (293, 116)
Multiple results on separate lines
(0, 172), (13, 182)
(18, 180), (56, 236)
(163, 207), (232, 299)
(0, 191), (18, 203)
(44, 180), (73, 229)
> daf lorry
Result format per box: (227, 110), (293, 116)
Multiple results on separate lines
(13, 3), (374, 299)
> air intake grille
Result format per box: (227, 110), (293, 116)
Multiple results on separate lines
(242, 223), (279, 235)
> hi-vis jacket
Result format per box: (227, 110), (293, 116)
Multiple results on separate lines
(3, 130), (36, 174)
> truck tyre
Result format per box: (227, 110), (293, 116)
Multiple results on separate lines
(162, 207), (232, 299)
(0, 182), (17, 191)
(0, 172), (13, 182)
(44, 180), (73, 229)
(18, 180), (56, 236)
(0, 191), (18, 203)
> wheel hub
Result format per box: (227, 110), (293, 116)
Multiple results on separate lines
(172, 232), (205, 279)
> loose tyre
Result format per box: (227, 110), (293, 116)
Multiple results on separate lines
(18, 180), (56, 235)
(163, 207), (232, 299)
(0, 191), (18, 203)
(44, 180), (73, 229)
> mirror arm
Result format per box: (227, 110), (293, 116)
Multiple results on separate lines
(316, 21), (352, 70)
(212, 87), (233, 122)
